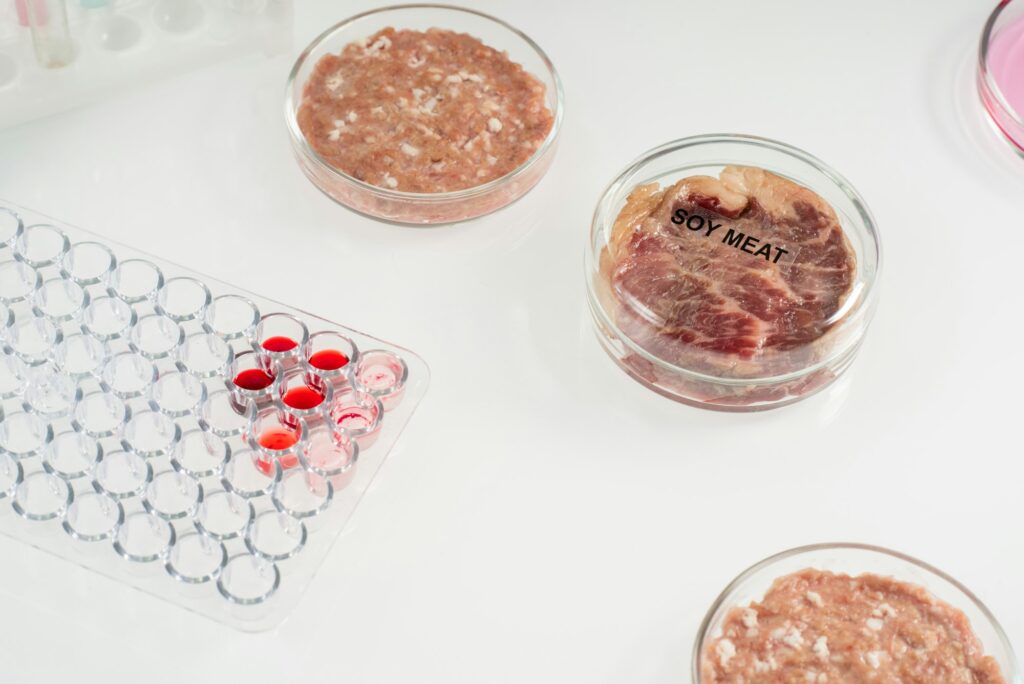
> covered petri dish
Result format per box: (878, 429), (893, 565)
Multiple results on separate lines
(285, 4), (563, 225)
(979, 0), (1024, 153)
(693, 544), (1020, 683)
(586, 135), (881, 411)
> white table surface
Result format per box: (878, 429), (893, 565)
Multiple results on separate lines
(1, 0), (1022, 681)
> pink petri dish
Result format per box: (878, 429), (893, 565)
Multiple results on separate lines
(979, 0), (1024, 153)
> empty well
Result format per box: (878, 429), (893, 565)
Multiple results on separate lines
(63, 491), (123, 542)
(171, 429), (228, 478)
(92, 449), (152, 500)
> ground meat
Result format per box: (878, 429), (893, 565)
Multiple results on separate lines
(296, 27), (554, 193)
(701, 569), (1006, 683)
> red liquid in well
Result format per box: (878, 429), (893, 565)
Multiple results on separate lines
(335, 408), (373, 431)
(259, 428), (298, 451)
(234, 368), (274, 391)
(283, 386), (324, 410)
(255, 453), (299, 475)
(358, 363), (397, 391)
(309, 349), (350, 371)
(255, 428), (300, 475)
(262, 336), (297, 353)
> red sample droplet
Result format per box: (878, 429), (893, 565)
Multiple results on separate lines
(335, 408), (371, 431)
(283, 386), (324, 410)
(258, 428), (299, 451)
(262, 335), (297, 353)
(255, 453), (299, 476)
(309, 349), (350, 371)
(234, 368), (274, 391)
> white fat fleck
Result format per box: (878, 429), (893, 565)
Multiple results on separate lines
(430, 161), (446, 172)
(412, 88), (425, 101)
(476, 169), (486, 177)
(874, 603), (897, 618)
(487, 117), (503, 133)
(347, 111), (358, 123)
(382, 173), (398, 189)
(364, 136), (376, 144)
(384, 86), (395, 95)
(753, 658), (770, 673)
(408, 54), (426, 68)
(420, 97), (439, 115)
(327, 129), (341, 142)
(486, 154), (497, 166)
(813, 636), (829, 661)
(865, 651), (884, 669)
(463, 137), (476, 151)
(866, 617), (884, 631)
(423, 42), (435, 52)
(741, 608), (759, 630)
(782, 626), (804, 649)
(805, 673), (818, 683)
(806, 591), (824, 607)
(371, 106), (385, 116)
(716, 639), (736, 668)
(445, 74), (462, 84)
(364, 35), (391, 56)
(400, 143), (420, 157)
(325, 72), (344, 91)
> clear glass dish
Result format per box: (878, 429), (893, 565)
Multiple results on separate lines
(979, 0), (1024, 153)
(285, 4), (563, 225)
(586, 134), (882, 411)
(693, 543), (1021, 683)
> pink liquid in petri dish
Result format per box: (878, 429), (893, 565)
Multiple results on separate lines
(986, 14), (1024, 149)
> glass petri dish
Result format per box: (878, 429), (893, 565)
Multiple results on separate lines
(692, 543), (1021, 683)
(586, 134), (882, 411)
(979, 0), (1024, 153)
(285, 4), (563, 225)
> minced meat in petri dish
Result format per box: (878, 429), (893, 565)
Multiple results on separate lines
(287, 6), (562, 225)
(587, 135), (882, 411)
(695, 545), (1018, 684)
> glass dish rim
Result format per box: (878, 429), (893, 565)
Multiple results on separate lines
(284, 2), (565, 203)
(586, 133), (883, 387)
(690, 541), (1021, 683)
(979, 0), (1024, 130)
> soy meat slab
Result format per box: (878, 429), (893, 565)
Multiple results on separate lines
(601, 166), (857, 382)
(297, 27), (554, 193)
(701, 569), (1006, 684)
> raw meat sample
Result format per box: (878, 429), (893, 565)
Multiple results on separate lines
(599, 166), (857, 402)
(297, 27), (554, 193)
(702, 569), (1006, 683)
